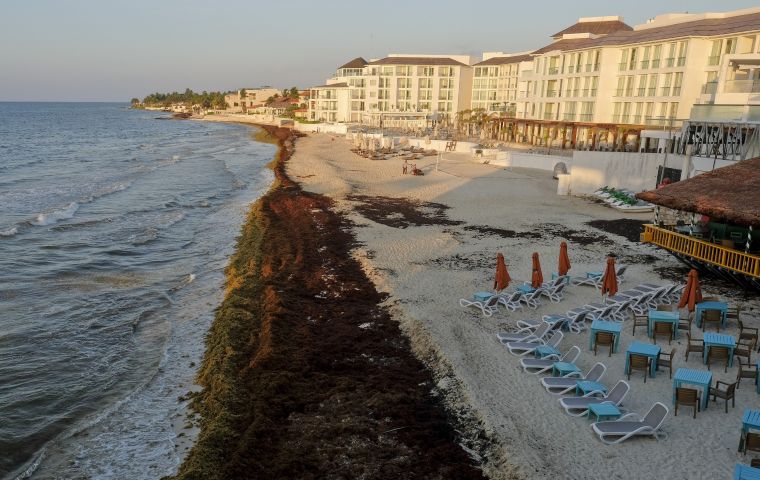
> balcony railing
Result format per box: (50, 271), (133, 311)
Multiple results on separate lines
(614, 88), (623, 96)
(546, 89), (557, 97)
(548, 67), (559, 75)
(701, 82), (718, 94)
(579, 113), (593, 121)
(641, 225), (760, 278)
(567, 66), (575, 74)
(543, 111), (555, 120)
(590, 88), (598, 97)
(722, 79), (760, 94)
(563, 113), (576, 121)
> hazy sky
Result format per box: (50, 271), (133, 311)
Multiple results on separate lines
(2, 0), (759, 101)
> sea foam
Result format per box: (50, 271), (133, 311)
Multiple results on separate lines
(32, 202), (79, 226)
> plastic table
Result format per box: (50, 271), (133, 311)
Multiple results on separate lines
(647, 309), (680, 338)
(576, 380), (607, 397)
(588, 403), (622, 422)
(695, 301), (729, 328)
(589, 319), (622, 352)
(703, 333), (736, 367)
(673, 368), (712, 410)
(735, 464), (760, 480)
(552, 362), (581, 377)
(534, 345), (560, 359)
(625, 342), (661, 377)
(473, 291), (494, 302)
(740, 410), (760, 452)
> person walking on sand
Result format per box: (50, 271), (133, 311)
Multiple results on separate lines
(403, 159), (408, 175)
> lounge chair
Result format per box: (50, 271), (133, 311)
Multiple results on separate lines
(545, 311), (588, 334)
(520, 345), (581, 374)
(496, 321), (553, 344)
(520, 287), (546, 309)
(608, 298), (633, 322)
(559, 380), (631, 416)
(629, 292), (655, 316)
(571, 272), (603, 288)
(587, 303), (617, 322)
(542, 282), (566, 303)
(591, 402), (669, 445)
(459, 293), (500, 317)
(506, 331), (563, 356)
(498, 291), (524, 312)
(541, 362), (607, 395)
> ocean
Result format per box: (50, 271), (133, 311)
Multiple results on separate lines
(0, 103), (275, 479)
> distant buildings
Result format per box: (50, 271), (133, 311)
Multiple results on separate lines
(225, 87), (282, 113)
(307, 7), (760, 135)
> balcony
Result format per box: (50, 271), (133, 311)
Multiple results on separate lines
(666, 57), (675, 67)
(651, 59), (661, 68)
(567, 66), (575, 74)
(701, 82), (718, 94)
(579, 113), (593, 121)
(723, 79), (760, 94)
(563, 113), (576, 121)
(637, 87), (646, 96)
(677, 57), (686, 67)
(548, 67), (559, 75)
(543, 111), (555, 120)
(614, 88), (623, 97)
(641, 225), (760, 279)
(546, 89), (557, 97)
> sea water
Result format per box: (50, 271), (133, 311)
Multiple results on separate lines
(0, 103), (275, 479)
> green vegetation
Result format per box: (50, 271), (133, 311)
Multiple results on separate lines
(137, 88), (228, 109)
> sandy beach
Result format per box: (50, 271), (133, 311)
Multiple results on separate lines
(286, 131), (760, 479)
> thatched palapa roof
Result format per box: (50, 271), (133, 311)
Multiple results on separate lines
(635, 157), (760, 227)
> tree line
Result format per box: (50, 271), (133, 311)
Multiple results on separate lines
(132, 88), (228, 109)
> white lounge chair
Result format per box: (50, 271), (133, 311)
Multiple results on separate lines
(459, 293), (500, 317)
(506, 331), (563, 356)
(520, 345), (581, 374)
(587, 303), (617, 322)
(541, 362), (607, 395)
(498, 291), (524, 312)
(543, 311), (588, 334)
(542, 282), (566, 303)
(571, 272), (603, 288)
(559, 380), (630, 416)
(608, 299), (633, 322)
(629, 291), (655, 316)
(591, 402), (669, 445)
(496, 321), (553, 344)
(520, 287), (545, 309)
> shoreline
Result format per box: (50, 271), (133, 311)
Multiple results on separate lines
(170, 124), (488, 479)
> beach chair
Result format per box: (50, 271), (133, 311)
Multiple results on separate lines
(737, 360), (758, 389)
(506, 331), (563, 357)
(566, 311), (590, 334)
(520, 345), (581, 374)
(498, 291), (524, 312)
(542, 282), (566, 303)
(657, 284), (680, 305)
(559, 380), (630, 416)
(571, 272), (603, 288)
(587, 303), (617, 322)
(542, 275), (566, 290)
(591, 402), (669, 445)
(609, 298), (633, 322)
(459, 293), (500, 317)
(541, 362), (606, 395)
(496, 322), (553, 344)
(520, 288), (546, 309)
(629, 292), (655, 316)
(615, 265), (628, 283)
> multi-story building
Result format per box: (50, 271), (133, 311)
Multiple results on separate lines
(225, 87), (281, 113)
(309, 54), (475, 126)
(470, 52), (532, 114)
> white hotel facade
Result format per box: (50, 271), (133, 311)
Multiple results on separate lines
(308, 7), (760, 131)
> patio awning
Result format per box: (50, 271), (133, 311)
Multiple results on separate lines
(636, 156), (760, 227)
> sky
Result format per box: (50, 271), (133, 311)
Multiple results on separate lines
(1, 0), (759, 102)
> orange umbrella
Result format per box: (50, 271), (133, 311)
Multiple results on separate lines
(601, 257), (618, 297)
(678, 268), (703, 312)
(494, 253), (511, 292)
(531, 252), (544, 289)
(558, 242), (571, 276)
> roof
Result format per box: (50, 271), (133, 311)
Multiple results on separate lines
(473, 54), (533, 66)
(310, 82), (348, 89)
(368, 56), (468, 67)
(268, 98), (299, 109)
(635, 157), (760, 227)
(552, 20), (632, 38)
(338, 57), (367, 69)
(533, 11), (760, 54)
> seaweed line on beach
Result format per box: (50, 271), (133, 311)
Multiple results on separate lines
(168, 126), (490, 480)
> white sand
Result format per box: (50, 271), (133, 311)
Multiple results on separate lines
(287, 132), (760, 480)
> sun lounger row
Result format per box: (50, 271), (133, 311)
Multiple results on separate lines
(458, 276), (570, 318)
(501, 328), (669, 444)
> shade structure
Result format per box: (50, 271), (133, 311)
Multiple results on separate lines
(678, 268), (703, 312)
(601, 257), (618, 296)
(531, 252), (544, 289)
(558, 242), (571, 276)
(494, 253), (511, 292)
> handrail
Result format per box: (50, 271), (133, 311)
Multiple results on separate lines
(641, 225), (760, 278)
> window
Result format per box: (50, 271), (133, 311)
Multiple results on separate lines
(621, 102), (632, 122)
(590, 77), (598, 96)
(580, 101), (594, 121)
(615, 77), (625, 96)
(439, 78), (453, 89)
(669, 102), (678, 119)
(666, 42), (676, 67)
(725, 37), (737, 54)
(708, 39), (722, 66)
(380, 66), (393, 76)
(419, 78), (432, 89)
(676, 41), (688, 67)
(563, 101), (576, 121)
(633, 102), (644, 124)
(438, 66), (454, 77)
(418, 66), (434, 76)
(641, 46), (651, 69)
(437, 101), (452, 111)
(612, 102), (621, 122)
(395, 66), (410, 76)
(379, 78), (390, 88)
(625, 76), (635, 96)
(629, 48), (638, 70)
(648, 74), (658, 96)
(672, 72), (683, 96)
(397, 78), (411, 88)
(645, 102), (654, 121)
(661, 73), (672, 96)
(652, 45), (662, 68)
(637, 75), (648, 96)
(619, 49), (629, 71)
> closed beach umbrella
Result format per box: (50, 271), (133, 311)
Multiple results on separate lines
(678, 268), (703, 312)
(494, 253), (511, 292)
(558, 241), (571, 276)
(531, 252), (544, 289)
(601, 257), (618, 297)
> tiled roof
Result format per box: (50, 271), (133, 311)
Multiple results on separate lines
(367, 56), (468, 66)
(338, 57), (368, 69)
(552, 20), (632, 38)
(534, 11), (760, 54)
(473, 54), (534, 66)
